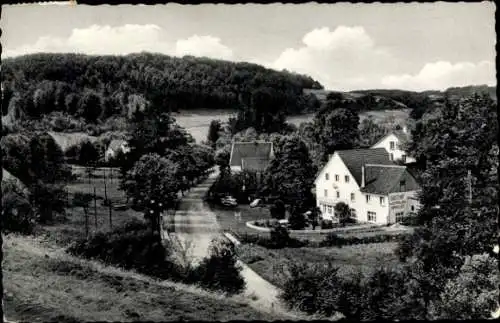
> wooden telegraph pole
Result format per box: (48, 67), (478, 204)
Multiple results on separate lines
(93, 186), (98, 229)
(467, 169), (472, 204)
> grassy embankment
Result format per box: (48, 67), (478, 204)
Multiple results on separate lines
(236, 242), (402, 289)
(3, 234), (278, 322)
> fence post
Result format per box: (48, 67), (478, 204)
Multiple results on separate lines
(85, 208), (89, 238)
(108, 204), (113, 229)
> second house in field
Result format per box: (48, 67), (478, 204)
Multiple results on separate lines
(371, 127), (416, 164)
(315, 148), (421, 225)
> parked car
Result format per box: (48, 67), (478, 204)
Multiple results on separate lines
(278, 219), (289, 228)
(221, 196), (238, 207)
(249, 198), (262, 208)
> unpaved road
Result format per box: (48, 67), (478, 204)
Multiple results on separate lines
(166, 171), (221, 265)
(163, 170), (313, 319)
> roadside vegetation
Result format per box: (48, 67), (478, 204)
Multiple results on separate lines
(2, 50), (497, 320)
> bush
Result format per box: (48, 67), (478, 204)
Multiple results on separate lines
(428, 254), (499, 320)
(1, 180), (36, 234)
(270, 225), (290, 248)
(320, 233), (406, 247)
(270, 199), (286, 219)
(321, 219), (334, 229)
(288, 211), (307, 230)
(67, 219), (180, 280)
(281, 262), (348, 316)
(334, 202), (351, 226)
(401, 216), (419, 226)
(281, 262), (418, 320)
(238, 232), (308, 249)
(189, 239), (245, 294)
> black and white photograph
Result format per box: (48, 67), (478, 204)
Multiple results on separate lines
(0, 1), (498, 321)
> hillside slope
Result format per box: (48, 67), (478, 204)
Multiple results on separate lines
(2, 53), (323, 131)
(3, 234), (282, 322)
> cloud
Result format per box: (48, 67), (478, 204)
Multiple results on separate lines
(271, 26), (397, 91)
(175, 35), (233, 60)
(270, 26), (496, 91)
(3, 24), (233, 60)
(382, 60), (496, 91)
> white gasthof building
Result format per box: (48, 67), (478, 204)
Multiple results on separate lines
(371, 127), (416, 164)
(314, 148), (421, 224)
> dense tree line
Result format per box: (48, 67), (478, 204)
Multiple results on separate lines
(1, 132), (72, 227)
(120, 104), (215, 222)
(2, 53), (322, 133)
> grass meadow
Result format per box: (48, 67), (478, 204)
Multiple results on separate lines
(174, 109), (410, 143)
(237, 242), (402, 289)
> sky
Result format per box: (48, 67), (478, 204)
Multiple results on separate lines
(1, 2), (496, 91)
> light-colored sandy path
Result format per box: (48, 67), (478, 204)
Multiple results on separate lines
(163, 169), (332, 320)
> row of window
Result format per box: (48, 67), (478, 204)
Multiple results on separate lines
(323, 190), (386, 206)
(319, 203), (377, 222)
(320, 204), (358, 219)
(320, 205), (415, 224)
(325, 173), (350, 183)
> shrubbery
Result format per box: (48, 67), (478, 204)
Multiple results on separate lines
(319, 232), (407, 247)
(1, 179), (36, 234)
(188, 239), (245, 294)
(280, 262), (425, 320)
(238, 230), (308, 249)
(67, 219), (178, 279)
(67, 219), (246, 294)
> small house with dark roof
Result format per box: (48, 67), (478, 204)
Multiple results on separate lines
(105, 139), (130, 162)
(371, 127), (416, 164)
(229, 141), (274, 173)
(314, 148), (421, 224)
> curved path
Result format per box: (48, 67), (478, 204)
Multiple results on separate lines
(163, 169), (309, 319)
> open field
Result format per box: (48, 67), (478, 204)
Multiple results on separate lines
(174, 109), (410, 143)
(237, 242), (401, 289)
(173, 109), (236, 143)
(3, 234), (280, 322)
(48, 131), (98, 152)
(39, 166), (141, 247)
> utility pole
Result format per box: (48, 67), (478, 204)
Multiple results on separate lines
(103, 167), (113, 229)
(467, 169), (472, 204)
(93, 186), (98, 229)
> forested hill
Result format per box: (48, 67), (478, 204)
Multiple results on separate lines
(2, 53), (323, 126)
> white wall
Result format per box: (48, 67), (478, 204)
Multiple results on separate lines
(372, 133), (416, 164)
(315, 153), (390, 224)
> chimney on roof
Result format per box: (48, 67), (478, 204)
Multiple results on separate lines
(361, 165), (366, 188)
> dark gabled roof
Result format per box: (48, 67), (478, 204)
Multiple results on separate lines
(229, 141), (273, 168)
(107, 139), (127, 151)
(392, 130), (410, 143)
(371, 130), (411, 148)
(361, 165), (421, 195)
(241, 157), (271, 172)
(337, 148), (394, 186)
